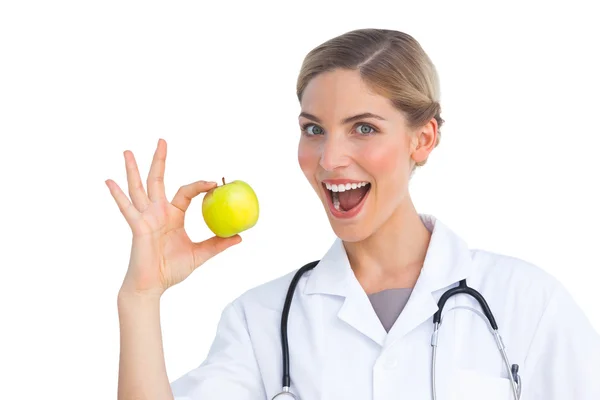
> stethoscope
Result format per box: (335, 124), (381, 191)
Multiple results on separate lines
(272, 261), (523, 399)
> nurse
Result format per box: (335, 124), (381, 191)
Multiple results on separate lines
(108, 29), (600, 399)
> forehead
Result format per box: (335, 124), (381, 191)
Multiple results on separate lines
(300, 69), (395, 119)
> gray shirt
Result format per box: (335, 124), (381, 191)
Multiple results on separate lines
(367, 288), (413, 332)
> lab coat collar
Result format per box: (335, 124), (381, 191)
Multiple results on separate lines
(303, 213), (473, 346)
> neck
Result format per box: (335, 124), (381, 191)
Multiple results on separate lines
(343, 197), (431, 294)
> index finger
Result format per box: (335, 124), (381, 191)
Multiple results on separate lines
(171, 180), (217, 213)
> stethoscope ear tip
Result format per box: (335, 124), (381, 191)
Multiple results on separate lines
(511, 364), (522, 398)
(511, 364), (520, 381)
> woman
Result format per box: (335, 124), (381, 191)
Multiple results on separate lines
(108, 29), (600, 399)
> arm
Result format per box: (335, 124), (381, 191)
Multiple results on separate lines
(108, 141), (247, 399)
(522, 282), (600, 399)
(116, 291), (265, 400)
(117, 290), (173, 400)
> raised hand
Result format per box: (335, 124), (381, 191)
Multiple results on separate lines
(106, 139), (241, 297)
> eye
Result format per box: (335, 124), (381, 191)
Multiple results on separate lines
(302, 123), (325, 136)
(355, 124), (376, 135)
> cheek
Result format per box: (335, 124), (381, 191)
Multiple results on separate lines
(359, 142), (406, 177)
(297, 141), (317, 179)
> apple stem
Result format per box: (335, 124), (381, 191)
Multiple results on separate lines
(222, 177), (226, 185)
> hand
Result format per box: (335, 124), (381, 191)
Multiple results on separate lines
(106, 139), (242, 297)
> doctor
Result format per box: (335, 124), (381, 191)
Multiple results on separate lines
(109, 28), (600, 399)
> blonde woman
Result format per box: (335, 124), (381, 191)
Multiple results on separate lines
(108, 29), (600, 399)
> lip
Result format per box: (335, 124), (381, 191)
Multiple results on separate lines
(321, 181), (371, 220)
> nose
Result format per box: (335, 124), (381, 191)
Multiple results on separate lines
(319, 134), (351, 171)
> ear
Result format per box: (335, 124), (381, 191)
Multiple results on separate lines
(410, 118), (438, 165)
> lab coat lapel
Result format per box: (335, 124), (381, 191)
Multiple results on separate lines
(381, 215), (473, 398)
(385, 214), (474, 344)
(303, 238), (387, 346)
(303, 214), (474, 351)
(335, 273), (388, 346)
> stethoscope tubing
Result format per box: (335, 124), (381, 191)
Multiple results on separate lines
(279, 261), (319, 389)
(431, 309), (521, 399)
(275, 261), (522, 400)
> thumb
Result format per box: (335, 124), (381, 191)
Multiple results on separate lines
(191, 234), (242, 268)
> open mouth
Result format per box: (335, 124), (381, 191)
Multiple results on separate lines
(322, 181), (371, 217)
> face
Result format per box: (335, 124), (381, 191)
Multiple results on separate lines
(297, 68), (436, 242)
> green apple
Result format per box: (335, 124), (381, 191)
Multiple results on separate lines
(202, 178), (259, 238)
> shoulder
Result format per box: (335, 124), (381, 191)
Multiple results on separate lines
(464, 247), (569, 333)
(464, 247), (599, 334)
(227, 262), (315, 317)
(468, 247), (560, 299)
(467, 248), (600, 352)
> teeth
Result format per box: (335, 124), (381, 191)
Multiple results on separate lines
(325, 181), (369, 191)
(325, 181), (370, 212)
(332, 191), (341, 211)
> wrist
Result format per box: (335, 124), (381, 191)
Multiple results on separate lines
(117, 287), (163, 308)
(118, 279), (165, 299)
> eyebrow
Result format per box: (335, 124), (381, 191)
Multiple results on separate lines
(299, 112), (386, 124)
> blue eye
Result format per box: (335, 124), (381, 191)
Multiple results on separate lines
(355, 124), (375, 135)
(302, 124), (324, 136)
(301, 123), (377, 136)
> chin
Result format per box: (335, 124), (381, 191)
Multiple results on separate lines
(331, 225), (373, 243)
(324, 213), (375, 242)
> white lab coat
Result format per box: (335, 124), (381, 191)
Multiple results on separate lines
(170, 214), (600, 399)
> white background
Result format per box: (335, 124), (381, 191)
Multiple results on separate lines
(1, 1), (599, 399)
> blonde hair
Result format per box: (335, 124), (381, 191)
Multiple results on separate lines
(296, 28), (444, 168)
